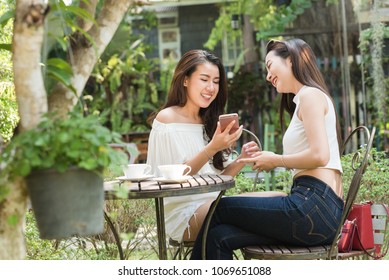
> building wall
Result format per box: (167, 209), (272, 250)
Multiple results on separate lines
(179, 4), (222, 58)
(135, 4), (222, 63)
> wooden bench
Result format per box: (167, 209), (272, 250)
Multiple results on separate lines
(241, 126), (376, 260)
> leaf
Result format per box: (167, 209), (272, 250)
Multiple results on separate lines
(18, 161), (31, 177)
(47, 58), (73, 74)
(57, 131), (71, 143)
(0, 43), (12, 52)
(55, 36), (68, 51)
(0, 9), (14, 27)
(47, 67), (73, 87)
(62, 4), (97, 25)
(113, 184), (129, 199)
(129, 39), (143, 50)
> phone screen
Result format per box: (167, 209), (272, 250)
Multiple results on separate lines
(219, 113), (239, 134)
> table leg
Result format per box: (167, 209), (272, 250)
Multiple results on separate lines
(104, 211), (125, 260)
(201, 190), (225, 260)
(155, 197), (168, 260)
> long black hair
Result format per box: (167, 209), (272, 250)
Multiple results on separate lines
(266, 39), (342, 150)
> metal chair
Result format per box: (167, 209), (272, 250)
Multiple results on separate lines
(169, 238), (195, 260)
(241, 126), (376, 260)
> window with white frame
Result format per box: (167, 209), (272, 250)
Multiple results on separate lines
(157, 11), (180, 66)
(222, 32), (243, 67)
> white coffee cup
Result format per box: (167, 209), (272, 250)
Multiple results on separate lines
(122, 164), (152, 179)
(158, 164), (192, 180)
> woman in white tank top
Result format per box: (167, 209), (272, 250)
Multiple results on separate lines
(191, 39), (344, 260)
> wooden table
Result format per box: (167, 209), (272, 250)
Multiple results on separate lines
(104, 174), (235, 260)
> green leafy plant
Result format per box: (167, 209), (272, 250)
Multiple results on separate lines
(204, 0), (318, 49)
(0, 97), (19, 142)
(0, 1), (17, 143)
(85, 11), (160, 135)
(0, 112), (128, 202)
(342, 148), (389, 204)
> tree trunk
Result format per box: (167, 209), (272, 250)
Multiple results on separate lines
(0, 178), (29, 259)
(13, 0), (48, 131)
(48, 0), (133, 116)
(242, 14), (258, 69)
(0, 0), (48, 260)
(0, 0), (135, 259)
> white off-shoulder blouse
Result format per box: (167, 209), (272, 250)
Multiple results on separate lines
(146, 119), (220, 242)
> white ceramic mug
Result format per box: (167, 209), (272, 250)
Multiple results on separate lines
(158, 164), (192, 180)
(122, 164), (152, 178)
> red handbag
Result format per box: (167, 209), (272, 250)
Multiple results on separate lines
(338, 202), (389, 259)
(348, 203), (374, 250)
(338, 219), (356, 253)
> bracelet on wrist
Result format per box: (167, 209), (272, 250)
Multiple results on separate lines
(203, 147), (213, 161)
(281, 155), (287, 168)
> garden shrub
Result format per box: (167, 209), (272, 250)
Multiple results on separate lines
(342, 148), (388, 204)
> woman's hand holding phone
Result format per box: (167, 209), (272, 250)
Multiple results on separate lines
(219, 113), (239, 134)
(205, 114), (242, 155)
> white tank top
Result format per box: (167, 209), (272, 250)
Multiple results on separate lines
(283, 86), (342, 177)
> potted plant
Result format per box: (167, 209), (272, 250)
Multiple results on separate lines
(0, 112), (128, 239)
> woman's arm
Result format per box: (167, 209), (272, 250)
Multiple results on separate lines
(185, 121), (243, 175)
(237, 88), (330, 172)
(155, 108), (244, 175)
(222, 141), (259, 176)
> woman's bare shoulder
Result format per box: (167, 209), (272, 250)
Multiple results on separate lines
(155, 107), (178, 123)
(299, 87), (326, 104)
(298, 87), (328, 113)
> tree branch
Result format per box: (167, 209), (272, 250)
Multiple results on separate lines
(13, 0), (48, 131)
(48, 0), (134, 115)
(76, 0), (98, 32)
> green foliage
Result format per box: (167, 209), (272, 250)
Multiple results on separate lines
(0, 1), (18, 143)
(158, 58), (176, 101)
(45, 57), (76, 93)
(205, 0), (319, 49)
(255, 0), (314, 40)
(273, 169), (293, 190)
(25, 210), (116, 260)
(85, 14), (161, 134)
(204, 5), (242, 50)
(227, 69), (284, 152)
(0, 112), (128, 202)
(0, 97), (19, 142)
(227, 170), (292, 196)
(41, 0), (97, 94)
(0, 7), (13, 28)
(227, 173), (259, 195)
(359, 25), (389, 140)
(229, 148), (388, 205)
(342, 148), (389, 204)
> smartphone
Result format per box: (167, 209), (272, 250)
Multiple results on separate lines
(219, 113), (239, 134)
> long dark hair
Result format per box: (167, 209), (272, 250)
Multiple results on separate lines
(266, 38), (342, 150)
(149, 50), (229, 170)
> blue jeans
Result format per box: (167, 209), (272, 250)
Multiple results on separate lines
(190, 175), (344, 260)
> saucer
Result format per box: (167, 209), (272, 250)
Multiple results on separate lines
(116, 175), (154, 182)
(155, 175), (192, 183)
